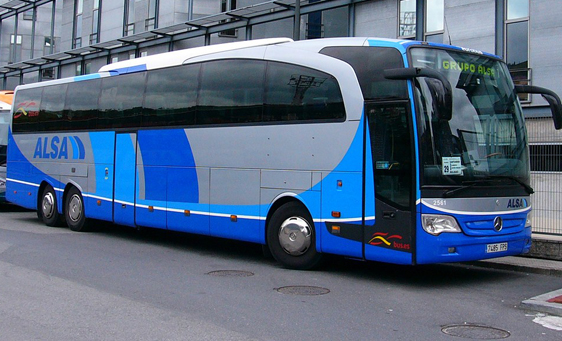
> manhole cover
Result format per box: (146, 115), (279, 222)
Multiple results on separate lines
(206, 270), (254, 277)
(441, 324), (510, 339)
(276, 285), (330, 296)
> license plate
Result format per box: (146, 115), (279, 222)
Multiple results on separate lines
(486, 242), (508, 253)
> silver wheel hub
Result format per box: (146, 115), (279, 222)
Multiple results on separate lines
(68, 194), (82, 222)
(42, 192), (55, 219)
(278, 217), (312, 256)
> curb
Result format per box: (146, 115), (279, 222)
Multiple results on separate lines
(467, 256), (562, 277)
(521, 289), (562, 317)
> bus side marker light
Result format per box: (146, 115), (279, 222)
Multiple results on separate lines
(448, 247), (456, 254)
(148, 206), (154, 212)
(97, 200), (101, 206)
(230, 215), (237, 222)
(184, 210), (190, 216)
(337, 180), (343, 187)
(28, 192), (32, 196)
(332, 211), (341, 218)
(332, 225), (341, 234)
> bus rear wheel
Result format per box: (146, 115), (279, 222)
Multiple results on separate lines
(267, 202), (323, 270)
(65, 187), (91, 232)
(39, 185), (64, 227)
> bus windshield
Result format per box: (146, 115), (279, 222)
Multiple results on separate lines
(410, 48), (529, 193)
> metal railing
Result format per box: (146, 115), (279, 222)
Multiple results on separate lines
(527, 116), (562, 235)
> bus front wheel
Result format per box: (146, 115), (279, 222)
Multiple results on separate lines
(266, 202), (323, 270)
(39, 185), (64, 227)
(65, 187), (91, 232)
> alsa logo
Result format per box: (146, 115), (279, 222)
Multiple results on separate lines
(507, 198), (527, 209)
(33, 136), (85, 160)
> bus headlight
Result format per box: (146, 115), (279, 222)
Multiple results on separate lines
(422, 214), (461, 235)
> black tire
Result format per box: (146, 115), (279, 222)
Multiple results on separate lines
(266, 202), (323, 270)
(64, 187), (91, 232)
(39, 185), (64, 227)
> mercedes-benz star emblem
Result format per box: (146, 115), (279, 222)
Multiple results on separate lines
(493, 216), (503, 232)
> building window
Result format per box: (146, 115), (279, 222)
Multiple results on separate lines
(44, 37), (54, 56)
(91, 0), (101, 44)
(73, 0), (84, 48)
(399, 0), (416, 38)
(219, 0), (237, 37)
(125, 0), (135, 36)
(42, 68), (56, 80)
(9, 35), (22, 63)
(505, 0), (529, 102)
(146, 0), (158, 30)
(306, 0), (323, 39)
(425, 0), (444, 43)
(125, 0), (159, 35)
(23, 10), (34, 21)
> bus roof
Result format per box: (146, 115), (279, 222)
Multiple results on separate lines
(98, 37), (293, 74)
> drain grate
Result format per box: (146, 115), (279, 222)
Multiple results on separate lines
(441, 324), (510, 339)
(206, 270), (254, 277)
(276, 285), (330, 296)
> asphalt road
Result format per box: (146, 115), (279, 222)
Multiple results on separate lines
(0, 204), (560, 340)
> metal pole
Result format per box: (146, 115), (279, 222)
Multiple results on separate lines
(293, 0), (301, 41)
(50, 0), (56, 54)
(495, 0), (505, 58)
(245, 25), (252, 40)
(12, 12), (19, 63)
(31, 6), (37, 59)
(415, 0), (424, 41)
(348, 2), (355, 37)
(188, 0), (194, 21)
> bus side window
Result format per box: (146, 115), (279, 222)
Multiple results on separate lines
(143, 64), (199, 127)
(40, 84), (67, 131)
(264, 62), (345, 122)
(12, 88), (42, 133)
(197, 60), (265, 125)
(64, 79), (101, 131)
(99, 72), (145, 129)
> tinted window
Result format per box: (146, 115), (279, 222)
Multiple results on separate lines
(99, 72), (145, 129)
(40, 84), (67, 131)
(264, 62), (345, 122)
(13, 87), (42, 133)
(198, 60), (265, 124)
(321, 46), (408, 100)
(144, 64), (199, 127)
(64, 78), (101, 130)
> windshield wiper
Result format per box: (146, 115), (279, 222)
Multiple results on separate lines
(485, 175), (534, 194)
(443, 175), (533, 198)
(443, 180), (489, 198)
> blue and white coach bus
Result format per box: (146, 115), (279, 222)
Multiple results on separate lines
(6, 38), (562, 269)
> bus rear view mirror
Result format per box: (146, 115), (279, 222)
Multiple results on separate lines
(515, 85), (562, 130)
(383, 67), (453, 121)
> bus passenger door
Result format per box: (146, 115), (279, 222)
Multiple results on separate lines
(113, 133), (137, 227)
(364, 102), (415, 265)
